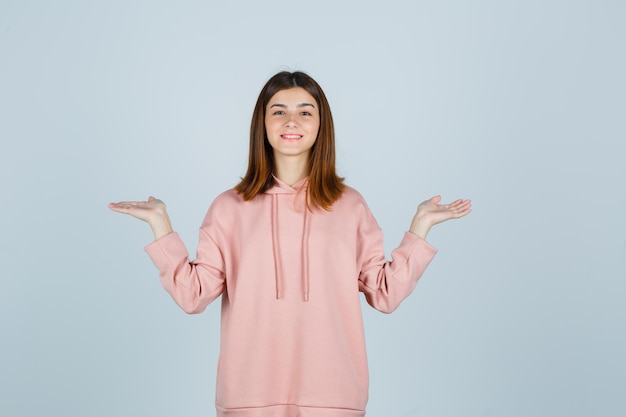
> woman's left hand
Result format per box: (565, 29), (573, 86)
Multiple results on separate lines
(409, 196), (472, 239)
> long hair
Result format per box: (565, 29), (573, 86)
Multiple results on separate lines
(234, 71), (345, 210)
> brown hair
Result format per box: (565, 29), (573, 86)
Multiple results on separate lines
(234, 71), (345, 210)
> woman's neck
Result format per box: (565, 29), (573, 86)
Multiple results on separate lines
(273, 154), (309, 186)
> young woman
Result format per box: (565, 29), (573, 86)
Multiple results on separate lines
(109, 71), (471, 417)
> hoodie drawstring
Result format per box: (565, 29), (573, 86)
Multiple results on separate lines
(301, 207), (310, 302)
(270, 189), (311, 302)
(271, 194), (283, 299)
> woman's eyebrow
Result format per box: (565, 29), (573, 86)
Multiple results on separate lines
(269, 103), (316, 108)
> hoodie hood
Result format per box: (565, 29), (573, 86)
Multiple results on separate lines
(266, 176), (311, 301)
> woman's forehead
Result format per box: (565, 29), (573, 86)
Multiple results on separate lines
(268, 87), (317, 106)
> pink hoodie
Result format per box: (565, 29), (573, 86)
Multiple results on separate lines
(145, 177), (437, 417)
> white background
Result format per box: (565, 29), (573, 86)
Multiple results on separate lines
(1, 1), (625, 416)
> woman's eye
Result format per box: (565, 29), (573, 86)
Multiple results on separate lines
(273, 111), (285, 116)
(301, 111), (311, 116)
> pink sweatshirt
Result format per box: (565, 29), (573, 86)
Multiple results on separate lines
(145, 177), (437, 417)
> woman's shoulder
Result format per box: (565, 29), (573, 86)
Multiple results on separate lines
(340, 184), (367, 202)
(212, 188), (244, 206)
(201, 189), (244, 227)
(335, 185), (370, 210)
(325, 185), (378, 227)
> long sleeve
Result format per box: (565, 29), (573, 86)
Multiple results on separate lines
(357, 207), (438, 314)
(145, 229), (226, 314)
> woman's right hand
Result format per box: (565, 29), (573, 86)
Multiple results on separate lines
(108, 196), (173, 240)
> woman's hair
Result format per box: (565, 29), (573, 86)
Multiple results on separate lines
(234, 71), (345, 210)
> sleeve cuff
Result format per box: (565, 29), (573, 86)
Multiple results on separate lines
(144, 232), (189, 271)
(402, 231), (438, 256)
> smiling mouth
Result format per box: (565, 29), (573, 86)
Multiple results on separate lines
(281, 134), (302, 141)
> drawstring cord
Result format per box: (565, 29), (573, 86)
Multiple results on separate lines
(270, 180), (311, 301)
(271, 194), (283, 299)
(302, 207), (310, 302)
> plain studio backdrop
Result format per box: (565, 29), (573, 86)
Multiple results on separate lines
(1, 1), (624, 416)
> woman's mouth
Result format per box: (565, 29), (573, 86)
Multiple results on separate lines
(281, 134), (302, 142)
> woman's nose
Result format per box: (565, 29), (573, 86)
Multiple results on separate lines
(285, 114), (298, 127)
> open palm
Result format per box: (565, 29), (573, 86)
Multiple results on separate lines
(409, 195), (471, 239)
(108, 196), (167, 223)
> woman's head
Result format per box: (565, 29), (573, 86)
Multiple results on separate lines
(264, 86), (320, 164)
(235, 71), (345, 209)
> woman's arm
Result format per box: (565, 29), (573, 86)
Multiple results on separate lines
(108, 196), (226, 313)
(358, 195), (471, 313)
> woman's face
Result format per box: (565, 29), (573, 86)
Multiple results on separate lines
(264, 87), (320, 161)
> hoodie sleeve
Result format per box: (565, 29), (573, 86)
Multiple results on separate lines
(144, 228), (226, 314)
(357, 205), (438, 314)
